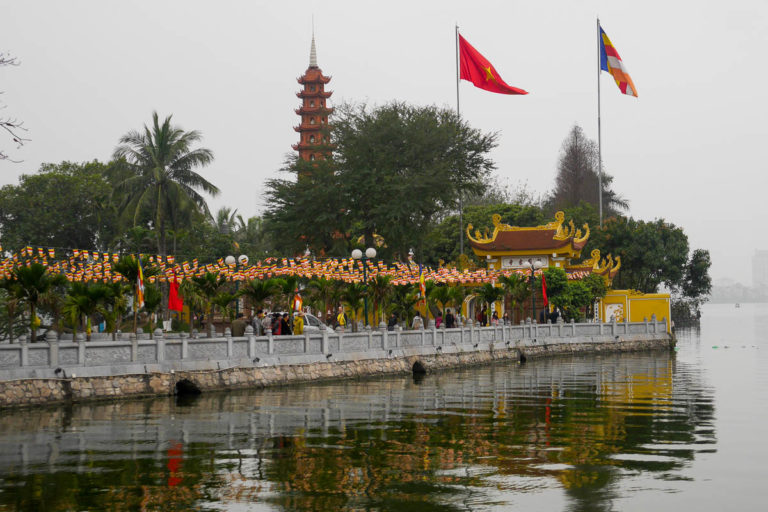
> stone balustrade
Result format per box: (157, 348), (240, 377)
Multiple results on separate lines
(0, 317), (669, 381)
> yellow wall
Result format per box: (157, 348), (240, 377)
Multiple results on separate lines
(601, 290), (671, 332)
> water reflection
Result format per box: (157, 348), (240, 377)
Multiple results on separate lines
(0, 351), (715, 511)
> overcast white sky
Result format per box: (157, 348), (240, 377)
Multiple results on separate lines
(1, 0), (766, 284)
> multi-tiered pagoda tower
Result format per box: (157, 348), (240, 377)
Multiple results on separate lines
(292, 35), (333, 162)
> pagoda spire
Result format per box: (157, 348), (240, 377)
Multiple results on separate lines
(309, 33), (318, 68)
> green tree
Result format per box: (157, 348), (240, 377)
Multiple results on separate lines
(590, 217), (691, 293)
(11, 263), (67, 342)
(306, 278), (337, 320)
(239, 279), (281, 313)
(62, 282), (108, 341)
(113, 111), (219, 257)
(266, 102), (498, 259)
(0, 161), (120, 251)
(427, 284), (451, 320)
(367, 275), (392, 326)
(386, 284), (418, 327)
(476, 283), (504, 325)
(112, 255), (159, 333)
(0, 283), (25, 342)
(180, 272), (227, 335)
(142, 283), (163, 338)
(340, 282), (367, 332)
(101, 282), (130, 340)
(498, 273), (530, 322)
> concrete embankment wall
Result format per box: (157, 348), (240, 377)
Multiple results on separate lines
(0, 319), (673, 409)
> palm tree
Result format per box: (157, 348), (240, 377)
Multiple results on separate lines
(101, 282), (130, 340)
(113, 255), (159, 334)
(238, 278), (281, 313)
(113, 111), (220, 257)
(142, 284), (163, 338)
(214, 206), (242, 235)
(498, 273), (530, 323)
(306, 278), (336, 320)
(184, 272), (227, 335)
(447, 285), (469, 323)
(476, 283), (505, 326)
(211, 291), (237, 328)
(63, 282), (108, 341)
(367, 275), (392, 326)
(0, 282), (25, 343)
(428, 284), (452, 320)
(340, 283), (367, 332)
(12, 263), (67, 342)
(387, 284), (418, 328)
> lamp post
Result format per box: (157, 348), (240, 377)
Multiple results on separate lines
(225, 254), (248, 316)
(352, 247), (376, 326)
(522, 259), (544, 322)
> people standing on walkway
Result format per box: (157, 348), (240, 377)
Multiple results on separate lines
(387, 312), (398, 331)
(445, 308), (456, 329)
(336, 306), (347, 331)
(435, 311), (443, 328)
(293, 311), (304, 335)
(491, 311), (499, 326)
(280, 313), (292, 335)
(411, 313), (423, 330)
(502, 311), (510, 325)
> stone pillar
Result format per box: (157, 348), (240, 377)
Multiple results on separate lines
(20, 335), (29, 367)
(570, 318), (576, 336)
(154, 329), (165, 362)
(304, 330), (310, 353)
(181, 331), (189, 359)
(225, 327), (233, 358)
(131, 333), (138, 362)
(267, 328), (274, 355)
(321, 324), (329, 355)
(246, 325), (255, 359)
(46, 330), (59, 367)
(77, 334), (86, 365)
(611, 317), (617, 336)
(651, 314), (657, 333)
(381, 326), (388, 350)
(644, 317), (649, 333)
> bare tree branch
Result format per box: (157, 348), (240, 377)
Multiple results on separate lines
(1, 51), (27, 162)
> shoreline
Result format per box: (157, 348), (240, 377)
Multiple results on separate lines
(0, 331), (673, 409)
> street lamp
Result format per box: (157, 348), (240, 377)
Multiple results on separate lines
(226, 254), (249, 315)
(522, 258), (544, 322)
(352, 247), (376, 326)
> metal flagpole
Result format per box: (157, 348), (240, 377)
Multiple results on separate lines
(597, 17), (604, 227)
(456, 23), (464, 257)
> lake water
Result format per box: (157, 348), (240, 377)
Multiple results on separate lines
(0, 303), (766, 511)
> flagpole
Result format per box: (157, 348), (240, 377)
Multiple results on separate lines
(597, 17), (604, 227)
(455, 23), (464, 259)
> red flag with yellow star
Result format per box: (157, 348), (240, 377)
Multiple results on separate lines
(459, 34), (528, 95)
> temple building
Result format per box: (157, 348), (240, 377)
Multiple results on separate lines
(466, 212), (670, 329)
(292, 34), (333, 162)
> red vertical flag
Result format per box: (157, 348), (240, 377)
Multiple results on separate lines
(541, 274), (548, 307)
(168, 274), (183, 312)
(459, 34), (528, 95)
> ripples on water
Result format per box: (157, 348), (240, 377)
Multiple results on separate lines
(0, 303), (766, 511)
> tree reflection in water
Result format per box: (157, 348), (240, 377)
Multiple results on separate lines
(0, 351), (714, 511)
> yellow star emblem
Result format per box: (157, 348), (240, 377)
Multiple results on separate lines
(483, 66), (497, 82)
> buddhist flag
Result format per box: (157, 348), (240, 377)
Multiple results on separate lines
(136, 256), (145, 309)
(541, 274), (548, 307)
(459, 34), (528, 95)
(599, 25), (637, 97)
(168, 274), (183, 312)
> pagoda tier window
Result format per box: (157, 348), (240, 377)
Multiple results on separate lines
(310, 118), (316, 125)
(310, 100), (315, 107)
(310, 85), (316, 92)
(309, 135), (315, 143)
(309, 154), (315, 161)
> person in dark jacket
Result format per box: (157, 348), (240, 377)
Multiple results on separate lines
(445, 308), (456, 329)
(387, 313), (398, 331)
(280, 313), (292, 335)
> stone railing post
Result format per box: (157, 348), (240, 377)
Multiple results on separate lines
(131, 333), (138, 362)
(20, 335), (29, 367)
(304, 329), (311, 353)
(180, 331), (189, 359)
(267, 328), (274, 355)
(154, 329), (165, 362)
(46, 330), (59, 367)
(320, 324), (329, 354)
(381, 326), (388, 350)
(246, 325), (255, 359)
(77, 333), (86, 365)
(224, 327), (233, 358)
(651, 314), (657, 333)
(611, 317), (617, 336)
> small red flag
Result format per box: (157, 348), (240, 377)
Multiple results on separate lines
(541, 274), (548, 307)
(459, 34), (528, 95)
(169, 277), (183, 312)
